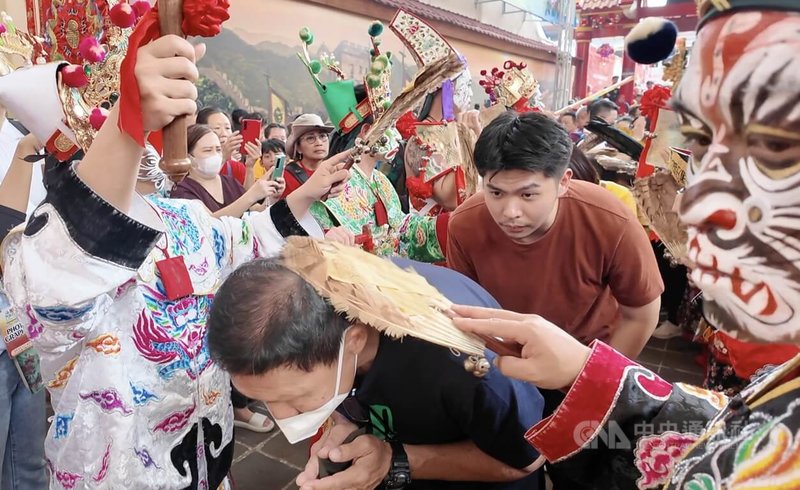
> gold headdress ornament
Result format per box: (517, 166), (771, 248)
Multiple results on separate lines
(281, 237), (491, 377)
(297, 21), (393, 134)
(389, 9), (473, 114)
(479, 61), (539, 112)
(51, 0), (137, 155)
(662, 38), (687, 87)
(354, 50), (464, 163)
(0, 13), (47, 75)
(0, 0), (143, 161)
(633, 169), (689, 264)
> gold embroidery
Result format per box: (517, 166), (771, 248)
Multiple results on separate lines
(54, 133), (75, 153)
(86, 334), (121, 356)
(202, 390), (221, 406)
(48, 356), (79, 389)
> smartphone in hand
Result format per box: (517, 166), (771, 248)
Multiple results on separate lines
(240, 118), (262, 155)
(271, 154), (287, 181)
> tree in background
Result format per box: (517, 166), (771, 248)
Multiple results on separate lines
(196, 77), (238, 114)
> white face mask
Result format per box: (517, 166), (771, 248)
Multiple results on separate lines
(193, 154), (223, 178)
(273, 332), (356, 444)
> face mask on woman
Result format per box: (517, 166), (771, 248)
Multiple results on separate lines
(192, 154), (223, 178)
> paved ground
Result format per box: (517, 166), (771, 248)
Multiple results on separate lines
(231, 334), (706, 489)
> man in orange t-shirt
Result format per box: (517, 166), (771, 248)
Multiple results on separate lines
(448, 111), (663, 361)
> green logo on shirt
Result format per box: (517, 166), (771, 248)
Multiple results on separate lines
(368, 404), (396, 441)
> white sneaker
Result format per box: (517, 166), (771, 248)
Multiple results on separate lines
(652, 321), (682, 340)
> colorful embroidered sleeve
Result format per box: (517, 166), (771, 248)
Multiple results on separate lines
(2, 163), (163, 334)
(309, 202), (337, 231)
(206, 199), (324, 278)
(381, 173), (446, 263)
(527, 341), (728, 489)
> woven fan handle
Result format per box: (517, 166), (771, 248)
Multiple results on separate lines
(157, 0), (192, 183)
(479, 335), (523, 357)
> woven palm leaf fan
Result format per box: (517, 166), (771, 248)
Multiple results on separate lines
(361, 51), (464, 150)
(633, 171), (689, 265)
(281, 236), (493, 376)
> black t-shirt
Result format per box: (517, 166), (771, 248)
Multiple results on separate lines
(348, 259), (543, 489)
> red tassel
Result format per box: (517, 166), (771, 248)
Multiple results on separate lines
(118, 0), (231, 147)
(182, 0), (230, 37)
(147, 130), (164, 155)
(374, 199), (389, 227)
(118, 10), (160, 146)
(395, 111), (418, 140)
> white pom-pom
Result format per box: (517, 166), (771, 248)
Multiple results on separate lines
(625, 17), (678, 65)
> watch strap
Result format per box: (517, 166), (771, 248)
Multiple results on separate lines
(383, 441), (411, 489)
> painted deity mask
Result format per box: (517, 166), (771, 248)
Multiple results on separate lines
(373, 127), (402, 161)
(451, 67), (473, 114)
(676, 10), (800, 343)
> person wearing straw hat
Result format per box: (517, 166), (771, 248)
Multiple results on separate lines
(207, 245), (544, 490)
(453, 1), (800, 488)
(282, 113), (335, 197)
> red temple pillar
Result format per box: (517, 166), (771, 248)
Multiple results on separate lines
(620, 49), (636, 106)
(574, 39), (591, 100)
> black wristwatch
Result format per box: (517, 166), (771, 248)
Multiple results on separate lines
(383, 441), (411, 489)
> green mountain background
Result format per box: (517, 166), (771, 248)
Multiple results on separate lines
(197, 28), (413, 121)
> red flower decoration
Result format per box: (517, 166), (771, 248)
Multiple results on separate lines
(640, 85), (672, 122)
(61, 64), (89, 88)
(79, 37), (106, 63)
(110, 2), (137, 28)
(89, 107), (109, 131)
(183, 0), (231, 38)
(0, 24), (6, 35)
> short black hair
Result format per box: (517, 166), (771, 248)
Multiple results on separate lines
(247, 112), (267, 122)
(568, 146), (600, 185)
(264, 123), (286, 139)
(261, 138), (285, 155)
(559, 112), (577, 123)
(473, 111), (573, 178)
(196, 107), (226, 125)
(231, 108), (248, 125)
(208, 258), (349, 375)
(589, 99), (618, 120)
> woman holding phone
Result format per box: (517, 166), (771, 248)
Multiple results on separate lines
(170, 124), (285, 218)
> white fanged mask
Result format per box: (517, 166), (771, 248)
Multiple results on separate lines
(675, 11), (800, 344)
